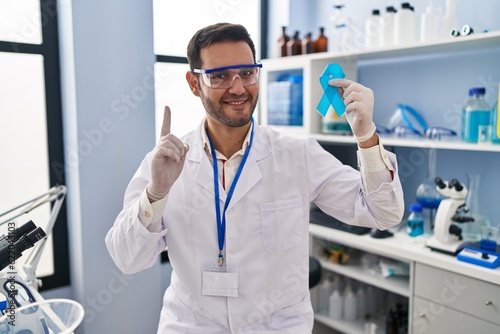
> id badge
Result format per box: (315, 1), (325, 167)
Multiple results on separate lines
(202, 263), (239, 297)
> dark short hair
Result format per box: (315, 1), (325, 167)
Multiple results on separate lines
(187, 23), (256, 71)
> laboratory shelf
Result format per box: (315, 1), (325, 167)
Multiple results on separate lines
(314, 313), (385, 334)
(317, 258), (411, 298)
(301, 30), (500, 63)
(312, 134), (500, 152)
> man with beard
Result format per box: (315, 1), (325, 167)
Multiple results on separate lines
(106, 23), (404, 333)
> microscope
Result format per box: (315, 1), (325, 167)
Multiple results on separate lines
(426, 177), (474, 255)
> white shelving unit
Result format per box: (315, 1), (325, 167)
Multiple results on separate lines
(260, 31), (500, 334)
(259, 30), (500, 151)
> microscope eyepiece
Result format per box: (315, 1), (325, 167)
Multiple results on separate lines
(435, 177), (446, 189)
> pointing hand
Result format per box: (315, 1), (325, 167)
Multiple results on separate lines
(147, 106), (189, 201)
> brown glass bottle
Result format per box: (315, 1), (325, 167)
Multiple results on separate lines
(314, 27), (328, 53)
(277, 26), (290, 57)
(287, 31), (302, 56)
(302, 32), (314, 54)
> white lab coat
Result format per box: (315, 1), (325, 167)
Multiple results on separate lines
(106, 121), (404, 333)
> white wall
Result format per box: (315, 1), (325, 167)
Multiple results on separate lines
(55, 0), (164, 333)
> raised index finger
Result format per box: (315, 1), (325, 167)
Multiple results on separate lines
(161, 106), (171, 137)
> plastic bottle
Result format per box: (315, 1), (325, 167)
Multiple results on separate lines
(407, 203), (424, 237)
(314, 27), (328, 53)
(287, 30), (302, 56)
(365, 9), (383, 49)
(318, 277), (333, 314)
(462, 87), (491, 143)
(301, 32), (314, 54)
(381, 6), (397, 48)
(442, 0), (458, 39)
(492, 86), (500, 144)
(357, 284), (367, 320)
(394, 2), (417, 46)
(420, 1), (442, 42)
(277, 26), (290, 57)
(328, 287), (343, 319)
(343, 283), (357, 321)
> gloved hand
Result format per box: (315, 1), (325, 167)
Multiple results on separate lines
(147, 106), (189, 202)
(329, 78), (376, 142)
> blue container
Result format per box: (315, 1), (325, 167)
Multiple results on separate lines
(267, 75), (303, 126)
(462, 87), (491, 143)
(407, 203), (424, 237)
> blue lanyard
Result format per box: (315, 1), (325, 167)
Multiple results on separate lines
(206, 118), (254, 267)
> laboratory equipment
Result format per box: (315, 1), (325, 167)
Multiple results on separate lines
(328, 286), (343, 319)
(462, 174), (490, 239)
(0, 221), (46, 271)
(0, 297), (84, 334)
(394, 2), (417, 46)
(301, 32), (314, 54)
(441, 0), (458, 38)
(286, 31), (302, 56)
(387, 104), (428, 134)
(329, 4), (348, 52)
(381, 6), (397, 48)
(426, 177), (473, 255)
(420, 0), (442, 42)
(462, 87), (491, 143)
(492, 89), (500, 144)
(480, 226), (498, 251)
(407, 204), (424, 237)
(457, 245), (500, 269)
(267, 75), (303, 126)
(314, 27), (328, 53)
(416, 148), (444, 230)
(0, 185), (67, 290)
(364, 9), (382, 49)
(276, 26), (290, 57)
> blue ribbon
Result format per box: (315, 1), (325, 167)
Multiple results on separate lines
(316, 63), (346, 117)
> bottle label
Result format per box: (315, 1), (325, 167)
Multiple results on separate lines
(462, 110), (491, 142)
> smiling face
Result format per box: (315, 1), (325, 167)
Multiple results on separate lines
(186, 41), (259, 128)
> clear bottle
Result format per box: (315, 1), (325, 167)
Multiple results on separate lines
(365, 9), (383, 49)
(407, 203), (424, 237)
(277, 26), (290, 57)
(330, 4), (347, 53)
(314, 27), (328, 53)
(381, 6), (397, 48)
(394, 2), (417, 46)
(357, 284), (367, 320)
(462, 87), (491, 143)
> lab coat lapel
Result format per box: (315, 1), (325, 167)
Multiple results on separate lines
(188, 121), (227, 202)
(226, 124), (270, 209)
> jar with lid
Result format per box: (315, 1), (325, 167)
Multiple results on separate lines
(407, 203), (424, 237)
(462, 87), (491, 143)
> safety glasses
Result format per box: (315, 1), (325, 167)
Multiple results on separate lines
(193, 63), (262, 89)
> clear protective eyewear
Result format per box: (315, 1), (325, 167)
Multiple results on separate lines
(193, 63), (263, 89)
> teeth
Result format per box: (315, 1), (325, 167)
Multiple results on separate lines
(227, 101), (245, 105)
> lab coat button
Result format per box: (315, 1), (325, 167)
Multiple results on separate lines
(145, 211), (151, 218)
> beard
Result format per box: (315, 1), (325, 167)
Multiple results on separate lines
(199, 90), (258, 128)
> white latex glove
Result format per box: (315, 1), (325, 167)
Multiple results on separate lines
(329, 78), (376, 142)
(147, 106), (189, 201)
